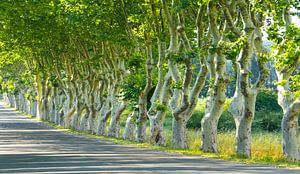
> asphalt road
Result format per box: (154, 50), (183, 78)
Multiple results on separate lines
(0, 102), (299, 174)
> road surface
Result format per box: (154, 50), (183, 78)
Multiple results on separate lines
(0, 102), (299, 174)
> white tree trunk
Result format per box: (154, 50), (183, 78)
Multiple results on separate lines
(96, 100), (111, 135)
(136, 99), (148, 142)
(79, 108), (89, 131)
(172, 117), (187, 149)
(15, 94), (20, 110)
(149, 114), (165, 146)
(86, 106), (97, 133)
(30, 100), (37, 117)
(7, 93), (16, 108)
(282, 110), (300, 161)
(201, 1), (227, 153)
(36, 74), (46, 120)
(171, 62), (207, 149)
(235, 90), (257, 157)
(149, 73), (172, 146)
(49, 89), (56, 123)
(201, 59), (227, 152)
(124, 111), (137, 141)
(136, 32), (154, 143)
(279, 86), (300, 160)
(277, 71), (300, 161)
(71, 100), (84, 130)
(108, 103), (127, 138)
(64, 90), (75, 128)
(56, 94), (65, 125)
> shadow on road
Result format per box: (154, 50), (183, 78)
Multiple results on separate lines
(0, 103), (299, 174)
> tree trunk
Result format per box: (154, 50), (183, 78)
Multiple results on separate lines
(136, 97), (147, 143)
(55, 94), (65, 125)
(136, 91), (147, 141)
(136, 32), (153, 143)
(172, 117), (187, 149)
(280, 97), (300, 161)
(277, 71), (300, 160)
(41, 95), (49, 120)
(49, 88), (56, 123)
(146, 60), (165, 143)
(149, 114), (165, 146)
(124, 110), (137, 141)
(36, 74), (46, 120)
(79, 108), (90, 131)
(235, 90), (256, 157)
(235, 117), (252, 157)
(86, 106), (97, 133)
(171, 62), (208, 149)
(25, 99), (30, 114)
(108, 116), (121, 138)
(7, 93), (15, 108)
(15, 94), (20, 110)
(108, 103), (127, 138)
(149, 73), (172, 146)
(95, 98), (110, 135)
(30, 100), (37, 117)
(97, 111), (110, 135)
(200, 61), (227, 152)
(71, 100), (84, 130)
(201, 114), (219, 152)
(64, 91), (75, 128)
(54, 93), (63, 124)
(200, 1), (227, 153)
(282, 111), (300, 161)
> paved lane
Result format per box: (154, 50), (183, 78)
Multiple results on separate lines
(0, 102), (299, 174)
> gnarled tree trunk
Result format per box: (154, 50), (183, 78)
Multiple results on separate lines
(108, 102), (127, 138)
(277, 71), (300, 161)
(136, 32), (153, 142)
(96, 98), (111, 135)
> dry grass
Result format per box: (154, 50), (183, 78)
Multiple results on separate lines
(152, 126), (300, 167)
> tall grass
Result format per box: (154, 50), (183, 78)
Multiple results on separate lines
(150, 127), (299, 166)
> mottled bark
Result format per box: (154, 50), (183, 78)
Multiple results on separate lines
(49, 88), (57, 123)
(172, 118), (187, 149)
(36, 73), (44, 120)
(277, 71), (300, 161)
(64, 89), (75, 128)
(136, 32), (153, 143)
(79, 107), (90, 131)
(201, 1), (228, 153)
(96, 99), (111, 135)
(149, 72), (172, 146)
(124, 110), (138, 141)
(281, 103), (300, 161)
(108, 102), (127, 138)
(149, 115), (165, 145)
(30, 100), (37, 117)
(200, 58), (227, 153)
(171, 63), (208, 149)
(86, 106), (97, 132)
(71, 98), (85, 130)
